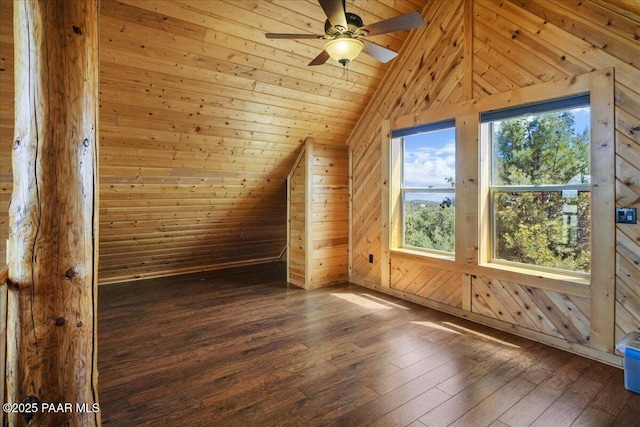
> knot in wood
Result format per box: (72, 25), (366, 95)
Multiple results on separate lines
(20, 396), (39, 423)
(6, 279), (22, 291)
(13, 138), (20, 149)
(65, 269), (76, 280)
(55, 317), (66, 326)
(72, 25), (83, 35)
(83, 138), (90, 147)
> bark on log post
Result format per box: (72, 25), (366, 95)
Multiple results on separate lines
(7, 1), (100, 426)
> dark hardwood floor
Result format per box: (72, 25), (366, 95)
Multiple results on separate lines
(98, 262), (640, 426)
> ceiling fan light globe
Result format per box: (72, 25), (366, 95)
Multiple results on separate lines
(324, 38), (364, 66)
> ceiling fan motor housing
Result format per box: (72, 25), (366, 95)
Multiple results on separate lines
(324, 12), (365, 37)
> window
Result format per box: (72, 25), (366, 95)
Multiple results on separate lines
(481, 95), (591, 274)
(392, 120), (456, 254)
(385, 70), (613, 305)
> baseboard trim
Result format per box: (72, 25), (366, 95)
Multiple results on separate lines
(98, 257), (283, 285)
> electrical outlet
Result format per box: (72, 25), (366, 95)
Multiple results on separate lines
(616, 208), (637, 224)
(368, 254), (374, 263)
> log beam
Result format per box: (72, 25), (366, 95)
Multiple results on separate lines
(6, 1), (100, 426)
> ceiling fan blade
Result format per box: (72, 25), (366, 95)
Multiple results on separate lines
(362, 40), (398, 63)
(318, 0), (347, 29)
(362, 11), (424, 37)
(266, 33), (324, 39)
(309, 50), (330, 66)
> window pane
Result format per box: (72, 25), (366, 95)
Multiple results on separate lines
(403, 127), (456, 188)
(493, 191), (590, 273)
(404, 192), (455, 252)
(491, 107), (590, 186)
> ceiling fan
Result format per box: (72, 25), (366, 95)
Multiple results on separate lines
(265, 0), (424, 67)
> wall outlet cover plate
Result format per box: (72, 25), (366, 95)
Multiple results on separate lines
(616, 208), (637, 224)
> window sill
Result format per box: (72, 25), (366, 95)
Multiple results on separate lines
(391, 247), (455, 262)
(480, 261), (591, 287)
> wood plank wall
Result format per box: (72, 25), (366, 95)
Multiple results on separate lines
(287, 147), (307, 287)
(310, 144), (349, 288)
(287, 141), (349, 289)
(347, 0), (640, 365)
(98, 0), (294, 282)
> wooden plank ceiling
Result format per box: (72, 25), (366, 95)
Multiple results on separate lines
(0, 0), (427, 282)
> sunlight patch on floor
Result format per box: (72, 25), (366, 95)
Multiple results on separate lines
(359, 293), (411, 310)
(411, 321), (463, 334)
(442, 321), (521, 348)
(331, 293), (393, 310)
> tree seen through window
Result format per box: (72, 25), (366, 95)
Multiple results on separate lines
(401, 124), (456, 253)
(490, 106), (591, 273)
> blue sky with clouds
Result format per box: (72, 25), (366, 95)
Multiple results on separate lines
(402, 127), (456, 188)
(400, 106), (590, 192)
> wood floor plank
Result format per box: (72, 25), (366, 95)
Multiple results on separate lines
(434, 341), (529, 397)
(530, 376), (605, 427)
(418, 358), (533, 427)
(335, 359), (472, 426)
(498, 354), (595, 427)
(448, 377), (536, 427)
(367, 388), (451, 427)
(388, 339), (445, 370)
(368, 346), (463, 396)
(588, 368), (634, 416)
(571, 407), (616, 427)
(98, 262), (636, 427)
(613, 392), (640, 426)
(277, 381), (379, 426)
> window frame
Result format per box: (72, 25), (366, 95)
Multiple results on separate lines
(384, 69), (614, 290)
(482, 96), (592, 278)
(394, 120), (457, 255)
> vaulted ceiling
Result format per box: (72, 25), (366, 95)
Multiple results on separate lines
(0, 0), (428, 282)
(100, 0), (428, 148)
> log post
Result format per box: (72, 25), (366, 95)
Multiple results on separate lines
(7, 1), (100, 426)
